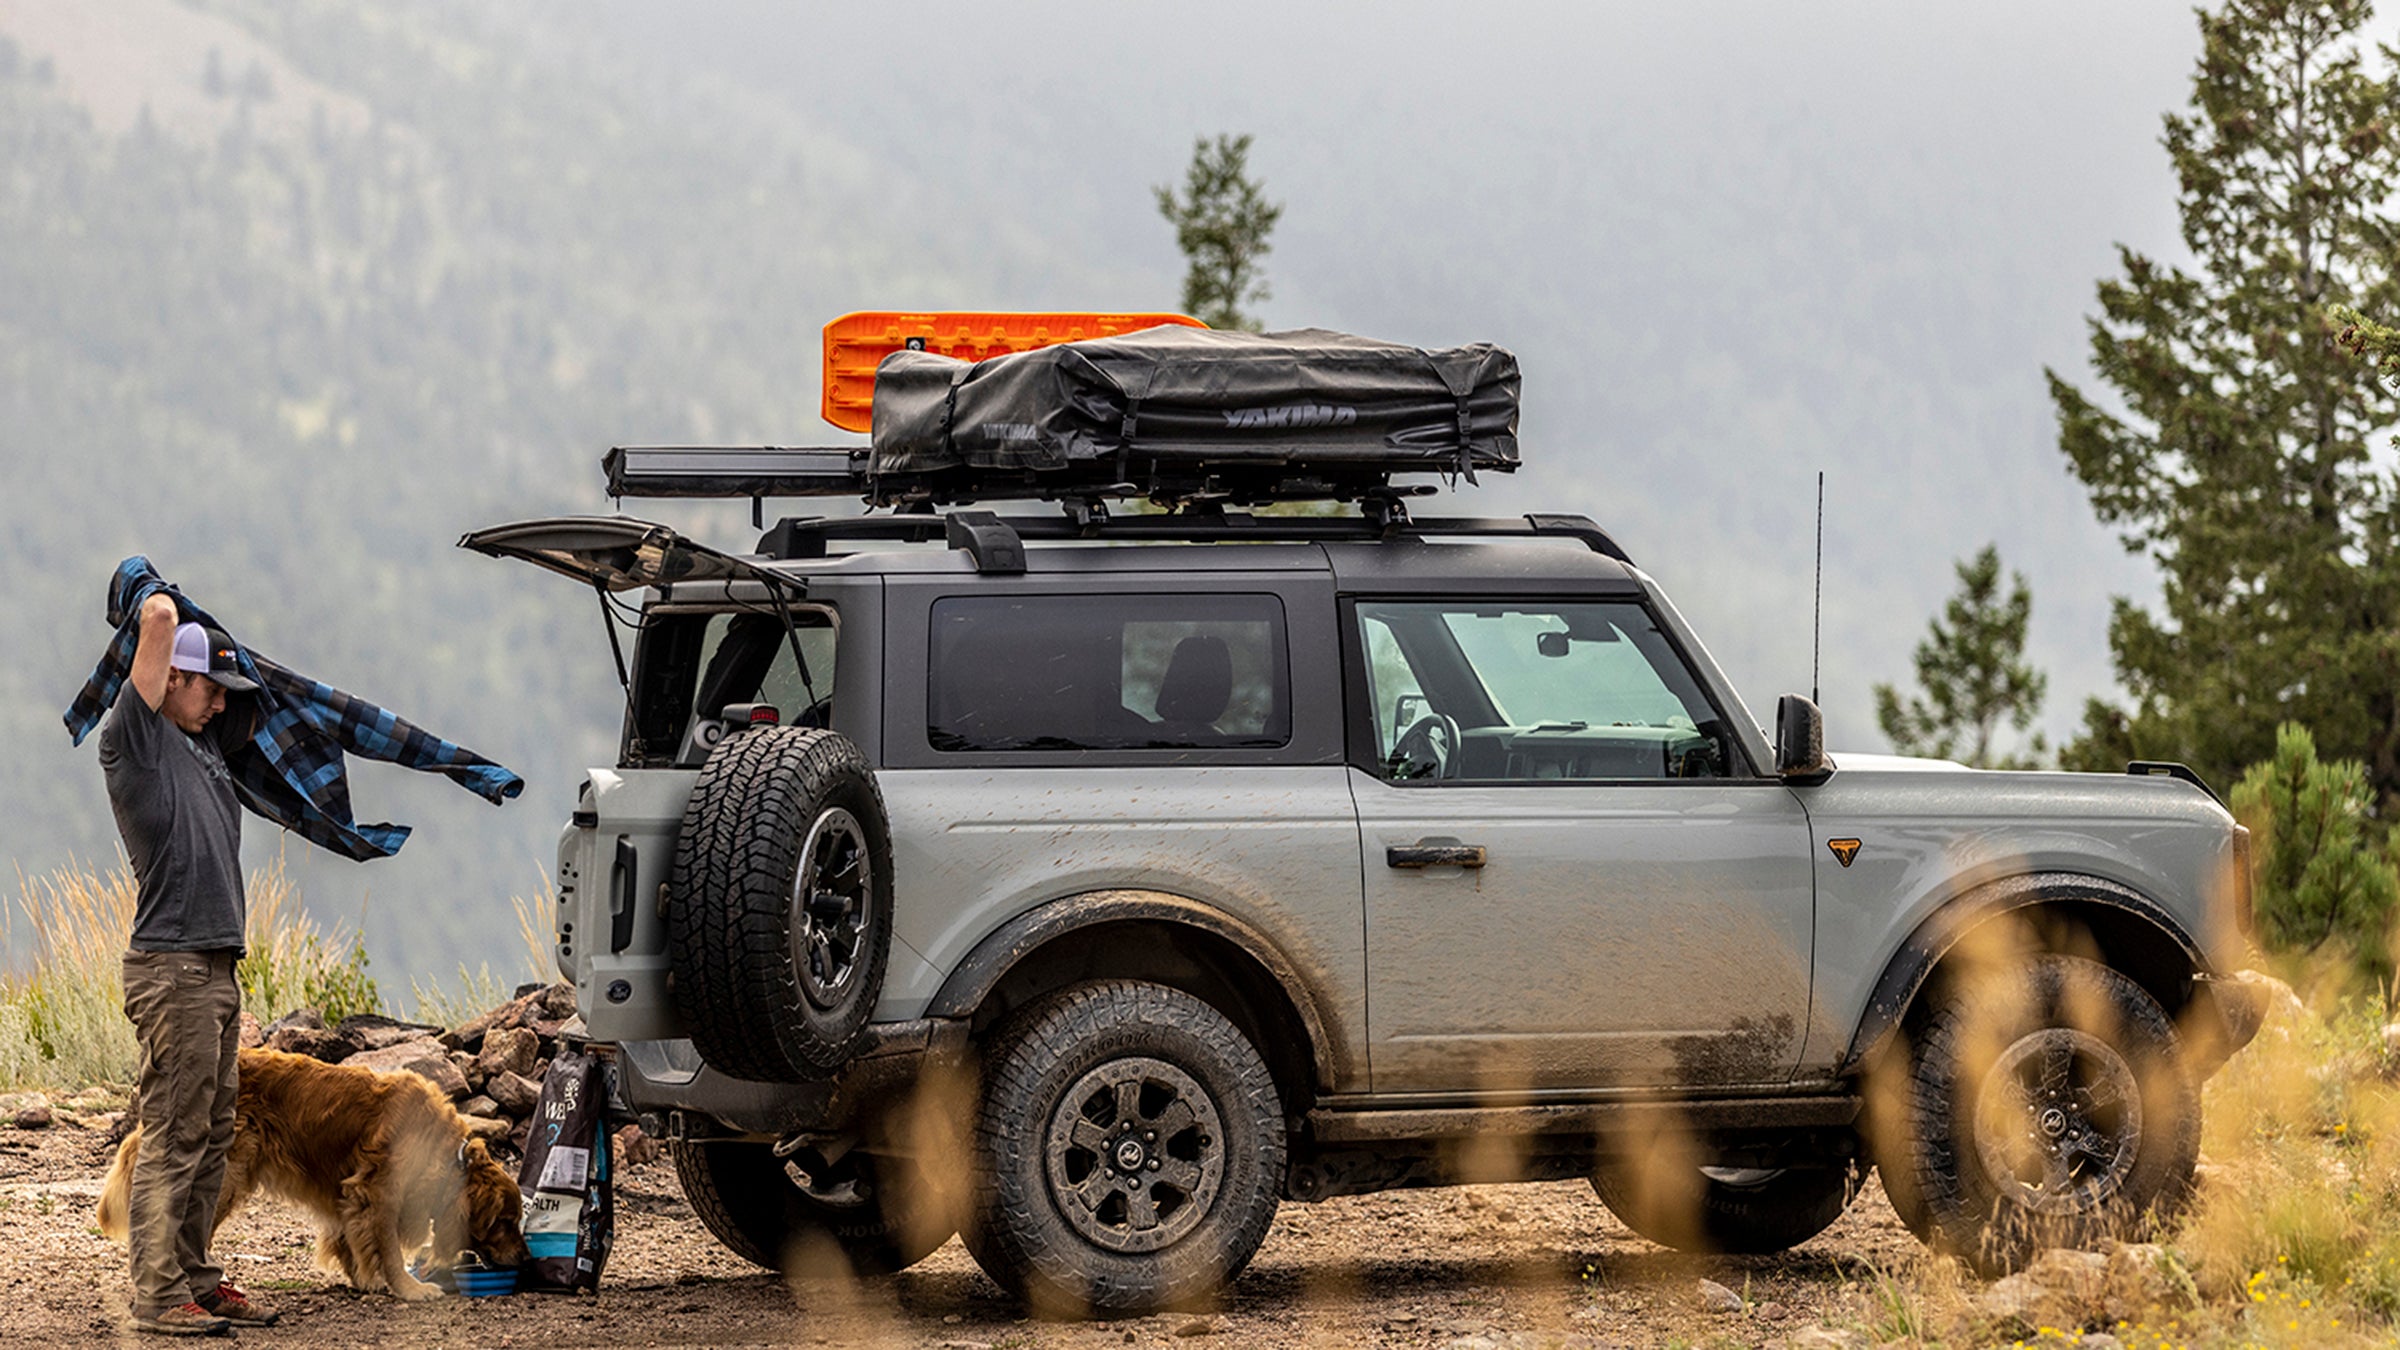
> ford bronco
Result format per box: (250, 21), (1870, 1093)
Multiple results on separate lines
(465, 318), (2262, 1313)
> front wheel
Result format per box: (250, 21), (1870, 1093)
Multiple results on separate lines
(1877, 954), (2199, 1273)
(964, 981), (1286, 1316)
(1592, 1161), (1860, 1254)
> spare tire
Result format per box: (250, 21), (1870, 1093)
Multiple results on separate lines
(666, 726), (892, 1082)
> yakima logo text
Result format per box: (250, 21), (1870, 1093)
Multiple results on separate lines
(1222, 404), (1358, 430)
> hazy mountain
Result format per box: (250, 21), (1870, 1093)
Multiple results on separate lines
(0, 0), (2219, 980)
(0, 0), (1106, 978)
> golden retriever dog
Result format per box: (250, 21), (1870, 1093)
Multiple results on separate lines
(98, 1046), (529, 1299)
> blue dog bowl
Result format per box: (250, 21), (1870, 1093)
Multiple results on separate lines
(454, 1266), (519, 1298)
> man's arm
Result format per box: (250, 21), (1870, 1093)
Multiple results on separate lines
(128, 593), (177, 711)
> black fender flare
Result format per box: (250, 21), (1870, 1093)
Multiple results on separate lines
(1838, 871), (2213, 1076)
(925, 888), (1338, 1091)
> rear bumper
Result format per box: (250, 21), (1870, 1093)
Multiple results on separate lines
(613, 1018), (967, 1139)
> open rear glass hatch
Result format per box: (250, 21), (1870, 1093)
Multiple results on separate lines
(458, 516), (786, 593)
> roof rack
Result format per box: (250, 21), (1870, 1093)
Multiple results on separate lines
(752, 507), (1633, 575)
(602, 444), (1504, 512)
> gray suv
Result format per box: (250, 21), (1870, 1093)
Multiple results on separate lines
(468, 492), (2262, 1312)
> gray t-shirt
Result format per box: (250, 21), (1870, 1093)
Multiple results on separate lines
(98, 694), (246, 953)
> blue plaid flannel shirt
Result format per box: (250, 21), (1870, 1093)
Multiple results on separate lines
(64, 556), (523, 861)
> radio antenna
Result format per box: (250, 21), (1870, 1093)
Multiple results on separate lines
(1812, 471), (1824, 708)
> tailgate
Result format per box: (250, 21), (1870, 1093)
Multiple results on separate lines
(560, 767), (696, 1042)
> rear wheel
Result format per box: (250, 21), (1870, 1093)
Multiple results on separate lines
(671, 1139), (953, 1276)
(1592, 1161), (1860, 1254)
(666, 726), (892, 1082)
(964, 981), (1285, 1316)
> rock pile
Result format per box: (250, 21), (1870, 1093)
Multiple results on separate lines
(12, 1085), (155, 1138)
(247, 983), (652, 1163)
(1970, 1243), (2190, 1336)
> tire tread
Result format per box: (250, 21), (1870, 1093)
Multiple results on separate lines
(665, 727), (892, 1082)
(964, 980), (1285, 1315)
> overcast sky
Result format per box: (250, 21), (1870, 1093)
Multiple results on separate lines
(0, 0), (2302, 978)
(574, 0), (2204, 752)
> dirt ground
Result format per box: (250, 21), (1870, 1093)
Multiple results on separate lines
(0, 1121), (1936, 1350)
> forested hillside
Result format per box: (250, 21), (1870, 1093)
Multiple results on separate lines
(0, 0), (1120, 975)
(1, 0), (2207, 981)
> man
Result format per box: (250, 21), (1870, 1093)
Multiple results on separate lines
(100, 592), (281, 1336)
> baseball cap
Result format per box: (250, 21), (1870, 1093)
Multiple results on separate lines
(169, 622), (259, 692)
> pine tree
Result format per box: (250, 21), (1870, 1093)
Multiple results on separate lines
(1874, 545), (2050, 768)
(2229, 721), (2398, 992)
(1154, 134), (1282, 331)
(2050, 0), (2400, 806)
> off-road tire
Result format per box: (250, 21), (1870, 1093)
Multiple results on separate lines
(963, 981), (1285, 1316)
(1879, 954), (2198, 1274)
(670, 1140), (952, 1276)
(1591, 1162), (1860, 1255)
(665, 726), (892, 1082)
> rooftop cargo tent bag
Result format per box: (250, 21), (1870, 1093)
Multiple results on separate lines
(868, 326), (1520, 490)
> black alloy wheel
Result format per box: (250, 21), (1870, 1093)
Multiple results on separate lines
(964, 980), (1285, 1316)
(1043, 1056), (1229, 1255)
(1972, 1026), (2145, 1217)
(1876, 954), (2199, 1273)
(791, 805), (873, 1011)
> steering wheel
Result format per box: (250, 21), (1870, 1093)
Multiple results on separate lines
(1389, 712), (1463, 781)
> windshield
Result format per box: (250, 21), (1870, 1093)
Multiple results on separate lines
(1438, 608), (1693, 728)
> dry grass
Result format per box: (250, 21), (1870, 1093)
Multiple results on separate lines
(1, 858), (147, 1088)
(9, 854), (2400, 1345)
(231, 852), (383, 1031)
(404, 877), (552, 1026)
(1812, 979), (2400, 1349)
(0, 852), (406, 1089)
(0, 855), (552, 1090)
(2163, 988), (2400, 1344)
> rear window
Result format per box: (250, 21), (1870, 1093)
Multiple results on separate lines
(928, 594), (1290, 752)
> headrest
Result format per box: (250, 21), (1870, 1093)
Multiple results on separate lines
(1154, 635), (1233, 725)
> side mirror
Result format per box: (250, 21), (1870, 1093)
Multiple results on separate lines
(1775, 694), (1832, 781)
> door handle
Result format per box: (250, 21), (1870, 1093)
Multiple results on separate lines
(609, 837), (638, 953)
(1386, 843), (1488, 869)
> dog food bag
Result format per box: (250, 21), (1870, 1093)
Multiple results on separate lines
(517, 1044), (616, 1292)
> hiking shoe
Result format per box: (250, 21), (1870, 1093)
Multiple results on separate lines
(199, 1282), (280, 1327)
(129, 1303), (231, 1336)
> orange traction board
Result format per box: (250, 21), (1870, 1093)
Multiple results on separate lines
(820, 310), (1204, 433)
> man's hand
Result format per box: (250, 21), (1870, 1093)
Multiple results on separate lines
(129, 592), (177, 711)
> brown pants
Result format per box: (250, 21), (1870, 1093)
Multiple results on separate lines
(120, 949), (241, 1318)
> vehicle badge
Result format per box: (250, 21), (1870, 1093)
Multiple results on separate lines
(1827, 838), (1862, 867)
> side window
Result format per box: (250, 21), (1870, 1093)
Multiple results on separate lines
(1354, 600), (1737, 781)
(627, 608), (836, 767)
(694, 613), (835, 727)
(929, 594), (1290, 752)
